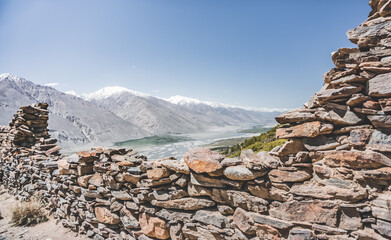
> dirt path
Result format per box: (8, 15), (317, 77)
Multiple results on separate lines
(0, 188), (89, 240)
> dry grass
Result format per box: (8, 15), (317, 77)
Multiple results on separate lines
(10, 197), (48, 226)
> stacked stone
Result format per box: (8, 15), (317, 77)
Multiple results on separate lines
(55, 147), (290, 240)
(0, 103), (61, 201)
(271, 1), (391, 239)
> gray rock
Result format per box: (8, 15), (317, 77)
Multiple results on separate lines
(120, 208), (139, 229)
(194, 210), (228, 228)
(368, 115), (391, 128)
(151, 197), (215, 210)
(303, 135), (340, 151)
(367, 130), (391, 152)
(288, 228), (316, 240)
(223, 165), (266, 181)
(211, 189), (268, 213)
(368, 72), (391, 97)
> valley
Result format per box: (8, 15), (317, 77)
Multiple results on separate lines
(111, 125), (272, 160)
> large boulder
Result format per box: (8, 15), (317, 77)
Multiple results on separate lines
(183, 148), (223, 173)
(276, 121), (333, 138)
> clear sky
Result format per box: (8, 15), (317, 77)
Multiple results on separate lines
(0, 0), (370, 109)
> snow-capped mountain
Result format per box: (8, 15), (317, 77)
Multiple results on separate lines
(0, 74), (147, 149)
(84, 86), (151, 100)
(86, 86), (283, 134)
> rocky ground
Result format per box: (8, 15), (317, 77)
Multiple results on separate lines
(0, 187), (89, 240)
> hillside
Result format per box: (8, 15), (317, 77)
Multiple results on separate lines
(223, 125), (287, 157)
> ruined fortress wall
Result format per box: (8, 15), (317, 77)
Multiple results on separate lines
(2, 1), (391, 240)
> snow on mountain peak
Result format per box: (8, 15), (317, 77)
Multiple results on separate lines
(0, 73), (26, 82)
(84, 86), (150, 101)
(166, 95), (232, 108)
(166, 95), (291, 112)
(166, 95), (203, 105)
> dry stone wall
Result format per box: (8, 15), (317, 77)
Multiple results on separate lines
(0, 103), (61, 201)
(1, 1), (391, 240)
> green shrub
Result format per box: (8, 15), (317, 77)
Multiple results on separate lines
(225, 125), (286, 157)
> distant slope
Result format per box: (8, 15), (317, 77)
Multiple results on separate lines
(0, 74), (147, 149)
(86, 87), (282, 135)
(85, 87), (203, 134)
(223, 125), (287, 157)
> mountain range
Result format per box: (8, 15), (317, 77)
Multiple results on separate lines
(0, 73), (284, 150)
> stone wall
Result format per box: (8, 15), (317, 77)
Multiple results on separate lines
(1, 1), (391, 240)
(0, 103), (61, 201)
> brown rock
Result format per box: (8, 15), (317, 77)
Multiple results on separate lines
(339, 207), (362, 231)
(288, 228), (316, 240)
(269, 200), (338, 227)
(251, 211), (293, 230)
(315, 107), (364, 126)
(233, 207), (256, 234)
(349, 129), (374, 146)
(363, 100), (381, 109)
(269, 168), (311, 183)
(333, 124), (373, 135)
(194, 210), (228, 228)
(112, 191), (133, 200)
(290, 181), (367, 202)
(311, 224), (347, 235)
(303, 135), (340, 151)
(57, 159), (71, 175)
(77, 163), (93, 176)
(187, 183), (212, 197)
(122, 172), (141, 184)
(154, 159), (190, 174)
(77, 150), (98, 163)
(275, 108), (316, 124)
(330, 74), (366, 85)
(151, 197), (215, 210)
(278, 139), (305, 156)
(220, 157), (242, 167)
(241, 149), (280, 169)
(316, 85), (363, 103)
(183, 148), (223, 173)
(95, 207), (121, 224)
(77, 175), (93, 187)
(347, 93), (371, 107)
(88, 173), (103, 186)
(147, 167), (171, 180)
(190, 172), (225, 188)
(276, 121), (333, 139)
(139, 213), (170, 239)
(351, 228), (388, 240)
(217, 205), (234, 215)
(358, 167), (391, 181)
(211, 189), (268, 213)
(323, 150), (391, 169)
(368, 115), (391, 128)
(256, 224), (281, 240)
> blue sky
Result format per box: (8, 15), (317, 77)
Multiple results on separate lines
(0, 0), (369, 109)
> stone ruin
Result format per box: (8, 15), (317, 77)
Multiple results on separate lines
(0, 103), (61, 200)
(1, 1), (391, 240)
